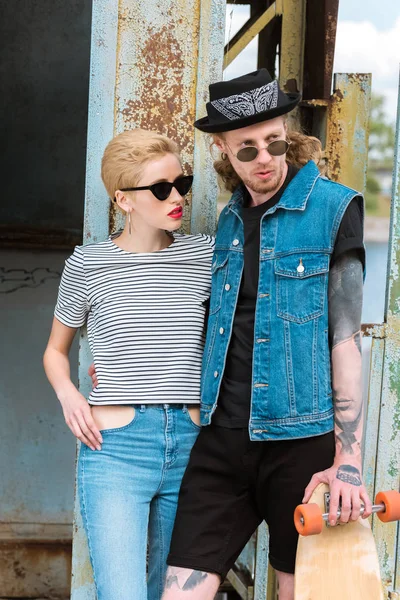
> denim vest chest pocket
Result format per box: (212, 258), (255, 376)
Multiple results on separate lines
(275, 252), (329, 323)
(209, 252), (229, 315)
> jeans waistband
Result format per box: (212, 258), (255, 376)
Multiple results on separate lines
(137, 404), (199, 412)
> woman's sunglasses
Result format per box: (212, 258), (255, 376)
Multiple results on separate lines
(117, 174), (193, 202)
(229, 139), (290, 162)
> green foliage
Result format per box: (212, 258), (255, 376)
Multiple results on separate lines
(369, 93), (395, 160)
(365, 93), (395, 216)
(364, 190), (379, 214)
(366, 174), (381, 195)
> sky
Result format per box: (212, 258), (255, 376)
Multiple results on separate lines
(224, 0), (400, 124)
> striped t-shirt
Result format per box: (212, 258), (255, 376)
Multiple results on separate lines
(55, 233), (215, 405)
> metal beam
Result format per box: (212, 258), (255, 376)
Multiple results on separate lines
(224, 1), (282, 68)
(72, 1), (225, 596)
(303, 0), (339, 100)
(279, 0), (306, 93)
(375, 72), (400, 595)
(326, 73), (372, 193)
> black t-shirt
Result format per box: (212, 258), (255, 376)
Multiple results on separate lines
(212, 164), (365, 428)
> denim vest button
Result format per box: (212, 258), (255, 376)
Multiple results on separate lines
(219, 327), (224, 334)
(297, 258), (305, 273)
(232, 239), (239, 246)
(214, 371), (219, 378)
(225, 284), (231, 291)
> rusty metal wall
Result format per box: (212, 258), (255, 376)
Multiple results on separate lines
(370, 74), (400, 597)
(0, 250), (78, 597)
(326, 73), (372, 192)
(72, 0), (225, 597)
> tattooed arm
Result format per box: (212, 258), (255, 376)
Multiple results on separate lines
(303, 251), (372, 524)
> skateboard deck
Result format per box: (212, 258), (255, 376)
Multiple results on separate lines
(294, 483), (384, 600)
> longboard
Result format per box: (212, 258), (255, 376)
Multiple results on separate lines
(293, 483), (400, 599)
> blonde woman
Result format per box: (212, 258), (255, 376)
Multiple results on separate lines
(43, 129), (214, 600)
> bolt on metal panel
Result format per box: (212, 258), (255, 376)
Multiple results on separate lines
(73, 0), (225, 596)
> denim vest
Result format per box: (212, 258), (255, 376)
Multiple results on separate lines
(201, 160), (363, 441)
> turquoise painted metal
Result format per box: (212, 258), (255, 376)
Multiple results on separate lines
(72, 0), (225, 596)
(374, 71), (400, 596)
(362, 73), (400, 598)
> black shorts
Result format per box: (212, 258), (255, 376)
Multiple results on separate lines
(167, 424), (334, 578)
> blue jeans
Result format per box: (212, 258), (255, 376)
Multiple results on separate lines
(78, 404), (200, 600)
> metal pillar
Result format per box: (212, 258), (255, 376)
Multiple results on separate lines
(326, 73), (372, 192)
(372, 73), (400, 596)
(72, 1), (225, 597)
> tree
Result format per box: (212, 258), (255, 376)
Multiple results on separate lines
(365, 93), (395, 214)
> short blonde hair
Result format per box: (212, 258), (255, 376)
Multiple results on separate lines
(101, 129), (180, 199)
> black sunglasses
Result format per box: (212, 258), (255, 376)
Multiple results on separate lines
(228, 140), (290, 162)
(117, 175), (194, 201)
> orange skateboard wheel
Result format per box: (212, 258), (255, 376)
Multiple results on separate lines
(375, 491), (400, 523)
(294, 503), (323, 536)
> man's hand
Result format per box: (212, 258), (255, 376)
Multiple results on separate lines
(303, 460), (372, 525)
(88, 362), (98, 388)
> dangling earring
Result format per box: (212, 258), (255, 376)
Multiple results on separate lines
(221, 152), (227, 160)
(128, 211), (132, 235)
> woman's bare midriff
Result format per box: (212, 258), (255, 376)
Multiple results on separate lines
(91, 405), (201, 430)
(91, 405), (135, 431)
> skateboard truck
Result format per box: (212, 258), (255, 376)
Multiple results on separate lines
(294, 490), (400, 536)
(322, 492), (386, 527)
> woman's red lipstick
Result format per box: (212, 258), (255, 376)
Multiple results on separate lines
(168, 207), (183, 219)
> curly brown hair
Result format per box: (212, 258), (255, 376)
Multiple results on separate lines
(212, 126), (323, 193)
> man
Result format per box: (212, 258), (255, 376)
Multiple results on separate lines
(162, 69), (371, 600)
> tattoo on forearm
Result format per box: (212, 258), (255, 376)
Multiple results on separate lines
(165, 568), (208, 591)
(334, 402), (363, 454)
(329, 253), (363, 347)
(329, 252), (364, 457)
(336, 464), (362, 486)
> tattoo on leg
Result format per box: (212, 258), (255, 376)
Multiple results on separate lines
(165, 574), (179, 589)
(182, 571), (208, 591)
(165, 568), (208, 591)
(336, 464), (362, 486)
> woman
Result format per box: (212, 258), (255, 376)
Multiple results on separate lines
(43, 129), (214, 600)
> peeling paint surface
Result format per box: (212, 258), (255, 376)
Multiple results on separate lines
(373, 76), (400, 597)
(115, 0), (201, 232)
(364, 338), (384, 498)
(327, 73), (371, 193)
(73, 1), (225, 597)
(280, 0), (306, 92)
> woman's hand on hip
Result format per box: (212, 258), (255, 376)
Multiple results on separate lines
(60, 389), (103, 450)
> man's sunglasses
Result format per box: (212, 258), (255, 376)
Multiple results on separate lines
(229, 139), (291, 162)
(117, 175), (193, 201)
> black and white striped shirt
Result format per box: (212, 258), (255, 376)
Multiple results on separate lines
(55, 233), (214, 405)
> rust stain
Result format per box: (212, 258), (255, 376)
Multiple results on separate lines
(120, 25), (191, 147)
(115, 3), (202, 232)
(0, 541), (72, 596)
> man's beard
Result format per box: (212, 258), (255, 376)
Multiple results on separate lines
(241, 163), (284, 195)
